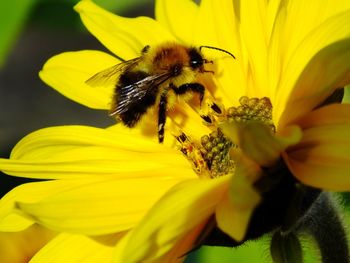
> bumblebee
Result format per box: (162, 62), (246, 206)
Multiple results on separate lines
(86, 42), (235, 143)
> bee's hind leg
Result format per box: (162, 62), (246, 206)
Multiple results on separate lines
(158, 92), (168, 143)
(174, 83), (205, 105)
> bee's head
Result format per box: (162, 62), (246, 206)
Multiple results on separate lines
(189, 46), (235, 73)
(188, 48), (208, 71)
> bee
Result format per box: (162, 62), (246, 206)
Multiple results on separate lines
(86, 42), (235, 143)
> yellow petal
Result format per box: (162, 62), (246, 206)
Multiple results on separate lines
(238, 0), (269, 98)
(273, 0), (350, 72)
(277, 39), (350, 128)
(75, 0), (175, 60)
(284, 122), (350, 191)
(1, 125), (193, 179)
(266, 0), (283, 41)
(148, 223), (206, 263)
(293, 103), (350, 129)
(269, 0), (350, 100)
(216, 173), (260, 242)
(0, 214), (33, 232)
(155, 0), (198, 44)
(267, 0), (288, 104)
(11, 125), (166, 159)
(285, 151), (350, 191)
(193, 0), (245, 105)
(0, 224), (55, 263)
(0, 180), (82, 232)
(30, 233), (113, 263)
(275, 10), (350, 126)
(0, 157), (193, 180)
(91, 231), (126, 247)
(111, 229), (130, 263)
(221, 121), (302, 167)
(113, 215), (207, 263)
(39, 50), (117, 109)
(16, 177), (190, 235)
(114, 176), (230, 262)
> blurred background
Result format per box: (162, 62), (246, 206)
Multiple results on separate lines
(0, 1), (346, 262)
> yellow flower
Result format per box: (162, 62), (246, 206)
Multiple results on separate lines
(1, 0), (350, 262)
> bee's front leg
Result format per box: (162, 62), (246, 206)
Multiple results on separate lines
(173, 83), (205, 105)
(158, 91), (168, 143)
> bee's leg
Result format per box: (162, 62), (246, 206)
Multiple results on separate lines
(158, 92), (168, 143)
(174, 83), (205, 105)
(141, 45), (150, 53)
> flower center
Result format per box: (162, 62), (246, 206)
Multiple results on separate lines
(199, 129), (234, 177)
(226, 96), (275, 132)
(176, 96), (275, 178)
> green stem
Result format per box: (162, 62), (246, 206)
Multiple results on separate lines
(297, 192), (349, 263)
(270, 231), (303, 263)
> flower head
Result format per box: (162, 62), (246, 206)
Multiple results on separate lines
(1, 0), (350, 262)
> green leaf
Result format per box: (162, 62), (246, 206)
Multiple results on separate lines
(0, 0), (38, 67)
(343, 85), (350, 103)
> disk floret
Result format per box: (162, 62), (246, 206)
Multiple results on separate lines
(226, 96), (275, 132)
(199, 129), (234, 177)
(175, 129), (234, 178)
(176, 96), (275, 178)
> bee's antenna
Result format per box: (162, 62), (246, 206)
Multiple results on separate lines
(199, 46), (236, 59)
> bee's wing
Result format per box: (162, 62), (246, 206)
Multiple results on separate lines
(111, 72), (172, 115)
(85, 57), (141, 87)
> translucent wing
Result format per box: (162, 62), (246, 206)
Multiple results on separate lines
(111, 72), (172, 116)
(85, 57), (141, 87)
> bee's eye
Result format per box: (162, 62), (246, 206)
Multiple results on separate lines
(189, 48), (204, 69)
(190, 59), (203, 69)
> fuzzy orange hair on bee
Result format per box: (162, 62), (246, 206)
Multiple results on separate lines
(86, 42), (235, 143)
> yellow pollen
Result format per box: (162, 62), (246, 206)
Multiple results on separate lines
(199, 129), (234, 177)
(176, 96), (275, 177)
(227, 96), (275, 132)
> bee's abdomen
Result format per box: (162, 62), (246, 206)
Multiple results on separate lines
(119, 92), (157, 127)
(114, 71), (157, 127)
